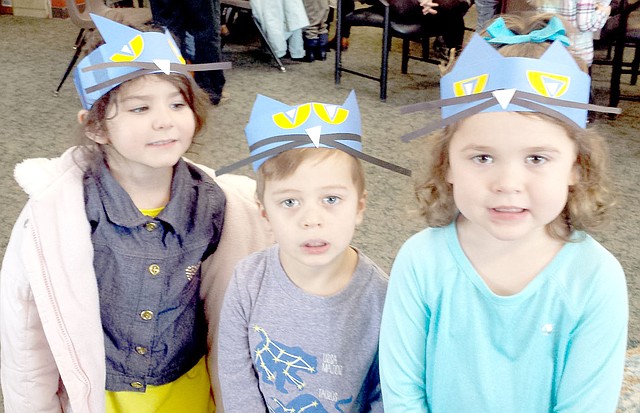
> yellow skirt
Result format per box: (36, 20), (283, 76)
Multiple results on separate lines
(106, 357), (215, 413)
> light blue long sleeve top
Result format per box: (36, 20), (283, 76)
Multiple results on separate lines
(379, 222), (628, 413)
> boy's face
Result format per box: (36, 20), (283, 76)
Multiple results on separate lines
(446, 112), (578, 244)
(259, 151), (366, 278)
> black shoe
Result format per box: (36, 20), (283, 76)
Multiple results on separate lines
(282, 51), (307, 63)
(433, 37), (461, 63)
(208, 92), (221, 105)
(316, 33), (328, 61)
(315, 46), (327, 61)
(304, 38), (319, 62)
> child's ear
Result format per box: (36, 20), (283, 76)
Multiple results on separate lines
(355, 190), (367, 225)
(77, 109), (109, 144)
(77, 109), (89, 125)
(257, 199), (269, 222)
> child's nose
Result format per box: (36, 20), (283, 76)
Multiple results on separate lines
(300, 205), (323, 228)
(492, 163), (524, 193)
(152, 107), (174, 129)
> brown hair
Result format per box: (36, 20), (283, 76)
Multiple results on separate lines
(256, 148), (366, 202)
(73, 21), (209, 171)
(414, 14), (614, 241)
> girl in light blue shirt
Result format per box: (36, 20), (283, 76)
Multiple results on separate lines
(380, 14), (628, 413)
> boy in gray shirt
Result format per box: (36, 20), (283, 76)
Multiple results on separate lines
(216, 91), (410, 412)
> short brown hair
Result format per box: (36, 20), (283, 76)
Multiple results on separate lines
(256, 148), (366, 202)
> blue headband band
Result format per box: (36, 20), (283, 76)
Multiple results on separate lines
(73, 14), (231, 109)
(216, 91), (411, 177)
(485, 16), (571, 47)
(399, 28), (620, 142)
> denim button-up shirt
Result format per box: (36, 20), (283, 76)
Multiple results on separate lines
(84, 159), (226, 392)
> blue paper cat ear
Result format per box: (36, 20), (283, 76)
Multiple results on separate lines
(216, 91), (411, 177)
(399, 31), (621, 142)
(73, 14), (232, 109)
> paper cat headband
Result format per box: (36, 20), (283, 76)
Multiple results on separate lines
(73, 14), (231, 109)
(400, 17), (621, 142)
(216, 91), (411, 176)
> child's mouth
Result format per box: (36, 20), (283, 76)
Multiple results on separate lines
(148, 139), (176, 146)
(493, 207), (525, 213)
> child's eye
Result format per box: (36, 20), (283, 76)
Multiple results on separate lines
(129, 106), (149, 113)
(323, 196), (341, 205)
(281, 199), (299, 208)
(526, 155), (548, 165)
(472, 154), (493, 164)
(171, 101), (188, 110)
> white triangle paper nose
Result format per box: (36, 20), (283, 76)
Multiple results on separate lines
(153, 59), (172, 75)
(492, 89), (517, 110)
(305, 126), (322, 147)
(121, 45), (133, 55)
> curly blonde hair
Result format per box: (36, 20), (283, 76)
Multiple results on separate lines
(414, 14), (615, 241)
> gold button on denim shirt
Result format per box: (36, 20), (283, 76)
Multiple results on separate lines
(140, 310), (154, 321)
(148, 264), (161, 276)
(84, 160), (226, 392)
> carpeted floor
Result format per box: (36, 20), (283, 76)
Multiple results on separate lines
(0, 6), (638, 410)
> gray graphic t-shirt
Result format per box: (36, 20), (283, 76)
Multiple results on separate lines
(218, 245), (387, 412)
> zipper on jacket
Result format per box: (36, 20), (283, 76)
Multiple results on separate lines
(29, 216), (93, 403)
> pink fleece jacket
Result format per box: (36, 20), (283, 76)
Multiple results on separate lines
(0, 147), (273, 412)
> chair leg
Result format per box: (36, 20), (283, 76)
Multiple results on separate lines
(380, 6), (391, 101)
(610, 40), (625, 107)
(54, 28), (86, 96)
(421, 36), (430, 60)
(401, 38), (410, 74)
(631, 42), (640, 85)
(252, 15), (286, 72)
(335, 0), (343, 85)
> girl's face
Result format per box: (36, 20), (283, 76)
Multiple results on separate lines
(446, 112), (578, 244)
(96, 75), (196, 176)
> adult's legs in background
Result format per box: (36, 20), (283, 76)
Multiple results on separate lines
(185, 0), (226, 105)
(148, 0), (186, 40)
(421, 0), (470, 57)
(302, 0), (330, 61)
(149, 0), (225, 105)
(475, 0), (499, 30)
(327, 0), (355, 50)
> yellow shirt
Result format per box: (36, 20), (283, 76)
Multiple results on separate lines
(106, 356), (214, 413)
(106, 208), (214, 413)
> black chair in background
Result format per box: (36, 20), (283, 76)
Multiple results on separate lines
(593, 0), (640, 107)
(334, 0), (442, 101)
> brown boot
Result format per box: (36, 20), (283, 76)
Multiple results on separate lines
(340, 37), (349, 51)
(328, 36), (349, 51)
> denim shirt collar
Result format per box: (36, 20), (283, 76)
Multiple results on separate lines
(94, 158), (204, 232)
